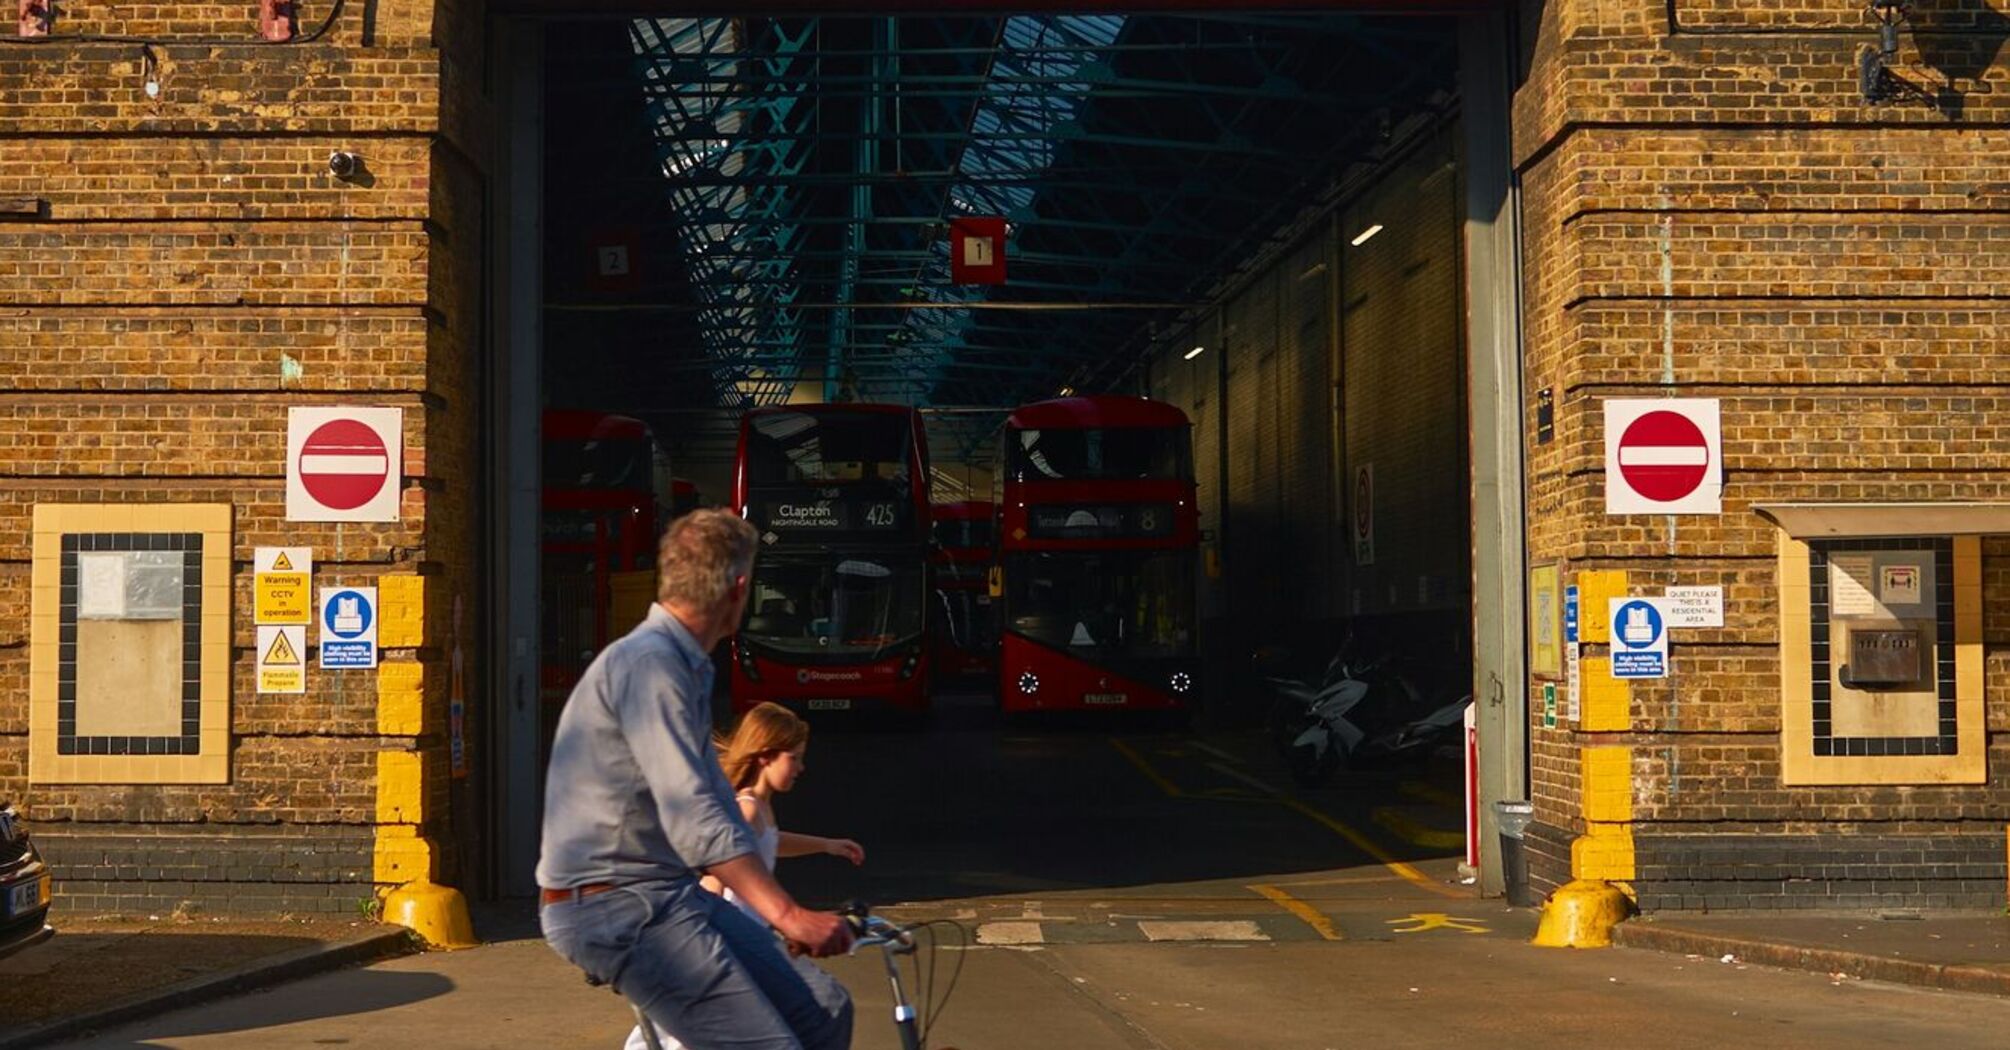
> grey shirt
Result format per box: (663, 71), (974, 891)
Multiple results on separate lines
(536, 604), (756, 889)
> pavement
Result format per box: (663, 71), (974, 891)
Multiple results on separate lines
(1614, 911), (2010, 997)
(52, 886), (2010, 1050)
(14, 897), (2009, 1048)
(0, 917), (414, 1049)
(10, 697), (2010, 1044)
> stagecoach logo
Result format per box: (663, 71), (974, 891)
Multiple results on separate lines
(797, 668), (865, 684)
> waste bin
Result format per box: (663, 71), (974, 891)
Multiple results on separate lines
(1493, 800), (1535, 907)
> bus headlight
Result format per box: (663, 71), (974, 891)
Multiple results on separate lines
(1017, 671), (1039, 695)
(898, 649), (921, 680)
(1170, 671), (1193, 695)
(736, 641), (761, 681)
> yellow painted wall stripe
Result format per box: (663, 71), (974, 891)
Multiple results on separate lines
(376, 660), (426, 737)
(1581, 746), (1634, 824)
(377, 573), (427, 649)
(1572, 824), (1636, 883)
(1578, 658), (1631, 732)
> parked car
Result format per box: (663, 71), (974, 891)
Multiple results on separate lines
(0, 803), (53, 960)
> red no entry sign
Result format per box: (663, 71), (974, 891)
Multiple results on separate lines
(299, 419), (390, 510)
(287, 407), (404, 522)
(1617, 411), (1709, 501)
(1604, 399), (1722, 515)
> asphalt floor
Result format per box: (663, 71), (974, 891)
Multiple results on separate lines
(12, 689), (2010, 1047)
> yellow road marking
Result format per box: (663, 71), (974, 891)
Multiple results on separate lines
(1262, 872), (1408, 888)
(1110, 737), (1466, 900)
(1372, 806), (1467, 850)
(1398, 779), (1462, 807)
(1387, 912), (1488, 934)
(1249, 884), (1342, 941)
(1109, 737), (1184, 798)
(1277, 797), (1467, 900)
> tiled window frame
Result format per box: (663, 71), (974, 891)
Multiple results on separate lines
(31, 504), (231, 784)
(1777, 530), (1984, 786)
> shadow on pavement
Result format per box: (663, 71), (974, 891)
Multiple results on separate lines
(0, 930), (326, 1026)
(66, 970), (455, 1049)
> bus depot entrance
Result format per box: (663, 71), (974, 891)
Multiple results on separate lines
(487, 5), (1524, 911)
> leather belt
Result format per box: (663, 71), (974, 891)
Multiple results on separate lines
(540, 882), (620, 906)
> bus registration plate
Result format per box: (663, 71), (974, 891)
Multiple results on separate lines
(1083, 693), (1128, 706)
(806, 699), (852, 711)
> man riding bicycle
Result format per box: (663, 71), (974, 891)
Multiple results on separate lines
(539, 509), (856, 1049)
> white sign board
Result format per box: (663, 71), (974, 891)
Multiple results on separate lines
(1604, 399), (1722, 515)
(287, 407), (403, 522)
(1565, 641), (1582, 723)
(1662, 586), (1724, 628)
(319, 586), (379, 669)
(1609, 597), (1670, 679)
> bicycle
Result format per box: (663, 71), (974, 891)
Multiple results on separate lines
(615, 902), (968, 1050)
(842, 902), (967, 1050)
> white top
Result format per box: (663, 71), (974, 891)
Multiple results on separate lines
(720, 791), (780, 922)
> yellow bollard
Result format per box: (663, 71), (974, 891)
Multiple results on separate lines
(1531, 879), (1633, 948)
(383, 879), (480, 949)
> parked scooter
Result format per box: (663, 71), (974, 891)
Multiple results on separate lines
(1262, 641), (1470, 787)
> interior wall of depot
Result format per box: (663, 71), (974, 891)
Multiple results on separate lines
(1143, 120), (1471, 721)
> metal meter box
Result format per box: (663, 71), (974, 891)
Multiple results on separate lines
(1845, 627), (1922, 687)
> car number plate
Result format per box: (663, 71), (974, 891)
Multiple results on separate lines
(805, 698), (852, 711)
(1083, 693), (1128, 706)
(5, 875), (47, 918)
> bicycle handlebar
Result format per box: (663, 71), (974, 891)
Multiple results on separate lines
(841, 903), (916, 954)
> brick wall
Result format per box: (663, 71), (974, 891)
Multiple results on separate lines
(0, 2), (489, 913)
(1517, 0), (2010, 910)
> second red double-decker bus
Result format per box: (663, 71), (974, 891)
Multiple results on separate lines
(997, 396), (1200, 713)
(540, 409), (671, 745)
(731, 404), (932, 716)
(930, 500), (998, 679)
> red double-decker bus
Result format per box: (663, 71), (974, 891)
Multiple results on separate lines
(731, 404), (932, 716)
(930, 500), (998, 680)
(997, 396), (1199, 713)
(540, 409), (672, 735)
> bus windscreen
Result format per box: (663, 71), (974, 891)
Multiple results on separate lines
(1008, 427), (1191, 482)
(746, 411), (915, 488)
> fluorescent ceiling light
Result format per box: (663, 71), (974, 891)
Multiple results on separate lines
(1350, 224), (1384, 247)
(1184, 345), (1206, 360)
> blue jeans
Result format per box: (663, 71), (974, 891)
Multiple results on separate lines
(540, 879), (853, 1050)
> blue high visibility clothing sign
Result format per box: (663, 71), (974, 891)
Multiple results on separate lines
(1609, 598), (1668, 679)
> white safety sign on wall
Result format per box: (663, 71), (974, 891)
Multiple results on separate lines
(319, 586), (379, 670)
(1604, 399), (1721, 515)
(1662, 585), (1725, 628)
(287, 407), (403, 523)
(1609, 597), (1670, 679)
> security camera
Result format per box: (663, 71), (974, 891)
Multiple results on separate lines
(327, 151), (362, 178)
